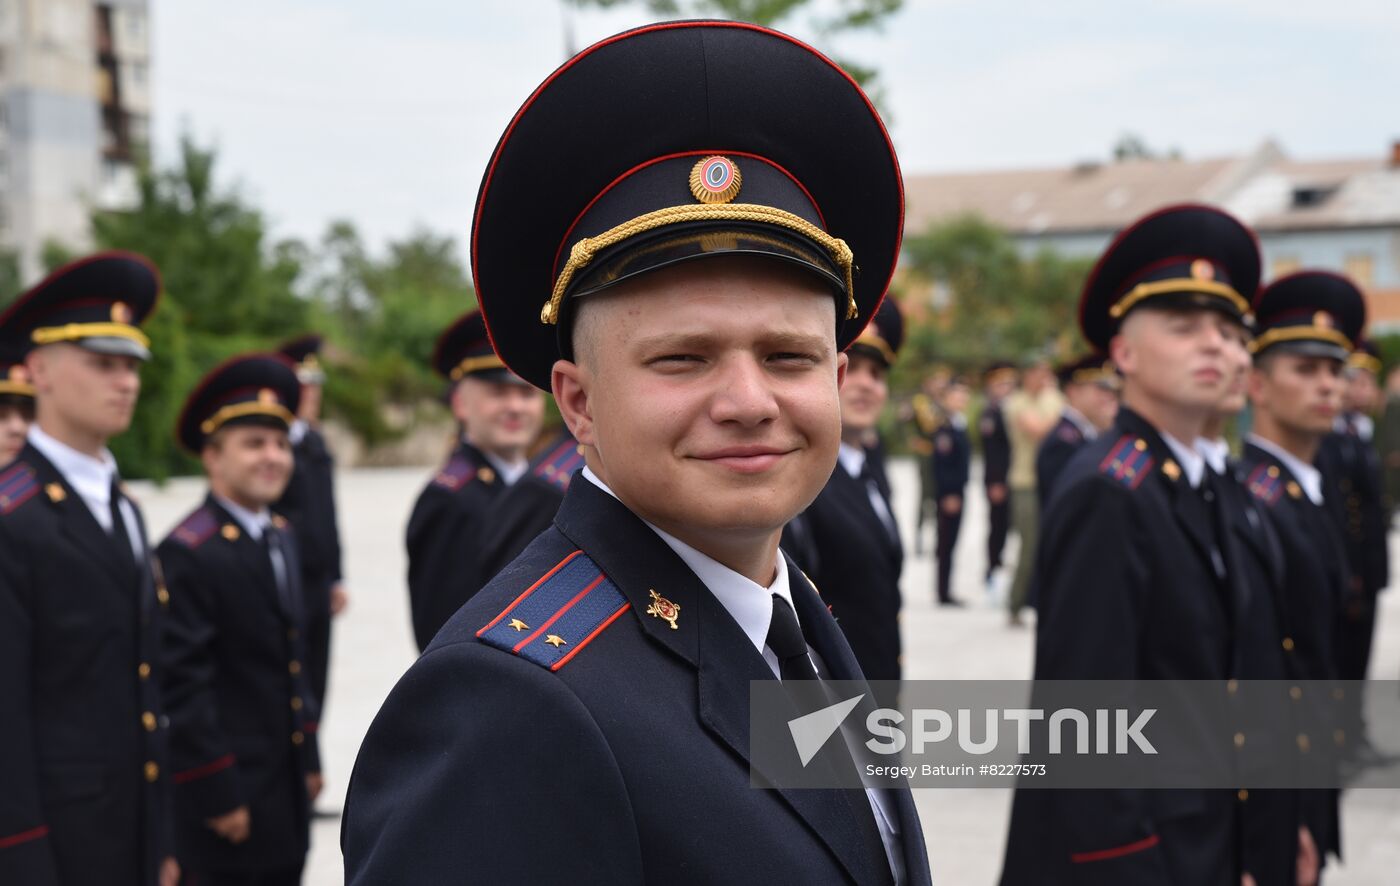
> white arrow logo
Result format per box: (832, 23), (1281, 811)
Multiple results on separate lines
(787, 694), (865, 767)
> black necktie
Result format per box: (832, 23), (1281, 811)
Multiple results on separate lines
(858, 460), (899, 545)
(262, 526), (292, 612)
(108, 480), (137, 572)
(767, 594), (894, 881)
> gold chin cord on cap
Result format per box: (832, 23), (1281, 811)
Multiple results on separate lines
(539, 203), (857, 325)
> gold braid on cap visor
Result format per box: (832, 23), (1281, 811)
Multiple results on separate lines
(31, 322), (150, 349)
(540, 204), (857, 325)
(0, 380), (35, 397)
(448, 354), (506, 381)
(852, 331), (896, 365)
(199, 402), (297, 436)
(1349, 352), (1382, 374)
(1107, 278), (1251, 320)
(1247, 326), (1354, 355)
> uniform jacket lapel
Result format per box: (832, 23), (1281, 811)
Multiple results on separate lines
(25, 444), (132, 584)
(550, 480), (897, 885)
(206, 495), (288, 619)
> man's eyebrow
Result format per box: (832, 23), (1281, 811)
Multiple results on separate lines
(630, 329), (831, 352)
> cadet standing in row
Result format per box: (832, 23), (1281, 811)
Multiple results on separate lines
(1034, 354), (1118, 506)
(1318, 337), (1390, 762)
(931, 376), (970, 606)
(784, 296), (907, 706)
(979, 362), (1015, 586)
(904, 371), (945, 554)
(1001, 204), (1260, 885)
(272, 335), (346, 721)
(0, 343), (35, 464)
(1241, 271), (1365, 875)
(344, 21), (929, 884)
(0, 253), (178, 886)
(159, 354), (322, 886)
(405, 309), (545, 650)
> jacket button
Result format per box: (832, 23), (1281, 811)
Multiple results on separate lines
(292, 731), (305, 746)
(1237, 789), (1249, 802)
(1290, 686), (1303, 701)
(1226, 679), (1238, 695)
(157, 587), (170, 606)
(138, 662), (151, 680)
(289, 660), (302, 675)
(144, 762), (160, 782)
(1281, 637), (1295, 652)
(1233, 732), (1246, 749)
(142, 712), (157, 732)
(1297, 734), (1311, 753)
(291, 697), (303, 711)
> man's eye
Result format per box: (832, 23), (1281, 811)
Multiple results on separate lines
(770, 352), (816, 365)
(649, 354), (703, 366)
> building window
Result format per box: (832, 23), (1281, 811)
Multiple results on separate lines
(1271, 255), (1301, 278)
(1344, 253), (1375, 287)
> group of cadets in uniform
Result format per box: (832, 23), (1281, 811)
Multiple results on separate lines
(0, 19), (1393, 886)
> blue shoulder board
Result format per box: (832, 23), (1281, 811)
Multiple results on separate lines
(531, 435), (584, 492)
(170, 506), (220, 548)
(1097, 435), (1154, 490)
(477, 550), (629, 672)
(1244, 463), (1284, 507)
(432, 454), (476, 491)
(0, 461), (40, 516)
(1055, 421), (1082, 444)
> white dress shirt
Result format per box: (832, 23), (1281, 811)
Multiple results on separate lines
(1063, 406), (1099, 441)
(1160, 430), (1206, 489)
(27, 424), (143, 560)
(579, 467), (905, 880)
(215, 494), (291, 602)
(837, 442), (898, 537)
(483, 451), (529, 487)
(1194, 437), (1231, 476)
(1246, 434), (1325, 506)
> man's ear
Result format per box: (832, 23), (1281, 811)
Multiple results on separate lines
(835, 351), (849, 391)
(1108, 333), (1132, 376)
(552, 359), (595, 447)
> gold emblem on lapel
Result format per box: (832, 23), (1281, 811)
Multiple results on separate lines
(221, 523), (241, 541)
(1286, 481), (1303, 500)
(478, 466), (496, 485)
(508, 618), (529, 632)
(544, 634), (567, 648)
(646, 589), (680, 630)
(45, 483), (66, 502)
(1161, 460), (1181, 482)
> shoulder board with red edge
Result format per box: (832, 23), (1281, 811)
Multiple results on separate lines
(530, 434), (584, 493)
(169, 506), (220, 549)
(476, 549), (630, 672)
(1096, 435), (1154, 491)
(0, 461), (41, 516)
(432, 454), (476, 491)
(1244, 463), (1285, 507)
(1056, 421), (1083, 444)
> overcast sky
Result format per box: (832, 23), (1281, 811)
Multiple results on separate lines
(151, 0), (1400, 255)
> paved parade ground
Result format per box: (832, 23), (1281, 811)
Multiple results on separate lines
(132, 457), (1400, 885)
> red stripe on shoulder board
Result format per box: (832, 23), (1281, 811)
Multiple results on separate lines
(550, 601), (631, 671)
(1070, 833), (1160, 864)
(477, 550), (585, 637)
(0, 825), (50, 850)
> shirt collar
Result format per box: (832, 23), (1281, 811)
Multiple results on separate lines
(1194, 436), (1231, 476)
(213, 493), (272, 541)
(289, 419), (309, 445)
(580, 466), (792, 656)
(836, 442), (865, 479)
(1246, 433), (1325, 506)
(483, 450), (529, 486)
(27, 424), (118, 504)
(1160, 430), (1205, 489)
(1062, 406), (1098, 440)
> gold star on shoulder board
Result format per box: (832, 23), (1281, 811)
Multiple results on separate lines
(544, 634), (567, 648)
(508, 618), (529, 632)
(45, 483), (66, 503)
(1161, 460), (1181, 482)
(221, 524), (241, 541)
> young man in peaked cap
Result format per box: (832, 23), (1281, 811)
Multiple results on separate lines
(1240, 270), (1366, 876)
(980, 361), (1016, 586)
(0, 252), (178, 886)
(1000, 204), (1261, 886)
(405, 308), (545, 650)
(783, 296), (906, 708)
(272, 334), (346, 719)
(344, 21), (929, 885)
(159, 354), (323, 886)
(1034, 354), (1118, 507)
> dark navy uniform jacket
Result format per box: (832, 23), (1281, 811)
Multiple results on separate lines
(275, 424), (342, 601)
(0, 443), (173, 886)
(1001, 408), (1249, 886)
(1034, 412), (1089, 508)
(345, 478), (931, 885)
(1318, 424), (1389, 596)
(980, 402), (1010, 489)
(932, 420), (970, 496)
(782, 453), (904, 706)
(405, 440), (510, 650)
(478, 430), (580, 581)
(157, 496), (322, 874)
(1240, 442), (1346, 859)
